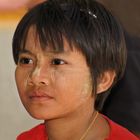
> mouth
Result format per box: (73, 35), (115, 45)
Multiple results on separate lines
(29, 91), (53, 102)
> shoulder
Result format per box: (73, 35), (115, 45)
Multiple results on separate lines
(103, 115), (139, 140)
(16, 123), (47, 140)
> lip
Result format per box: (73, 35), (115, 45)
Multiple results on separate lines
(29, 90), (53, 102)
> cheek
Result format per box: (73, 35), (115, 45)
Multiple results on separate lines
(15, 67), (29, 93)
(51, 68), (93, 100)
(80, 77), (93, 96)
(15, 68), (21, 88)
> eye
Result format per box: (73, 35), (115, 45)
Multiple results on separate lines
(51, 58), (66, 65)
(18, 57), (33, 65)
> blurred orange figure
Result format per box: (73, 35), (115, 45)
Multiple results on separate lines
(0, 0), (45, 10)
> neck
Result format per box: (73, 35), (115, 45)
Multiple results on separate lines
(45, 104), (96, 140)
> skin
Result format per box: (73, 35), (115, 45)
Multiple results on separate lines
(15, 27), (114, 140)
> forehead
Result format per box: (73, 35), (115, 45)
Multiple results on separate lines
(25, 26), (77, 53)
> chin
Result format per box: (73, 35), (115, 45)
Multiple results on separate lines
(26, 109), (58, 120)
(28, 112), (48, 120)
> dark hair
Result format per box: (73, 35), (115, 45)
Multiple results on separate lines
(12, 0), (126, 111)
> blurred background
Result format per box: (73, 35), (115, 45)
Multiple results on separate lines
(0, 0), (140, 139)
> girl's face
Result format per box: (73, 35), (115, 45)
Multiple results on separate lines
(15, 28), (94, 120)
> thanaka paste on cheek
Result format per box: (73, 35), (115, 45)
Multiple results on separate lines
(50, 69), (57, 84)
(81, 76), (93, 96)
(52, 66), (93, 97)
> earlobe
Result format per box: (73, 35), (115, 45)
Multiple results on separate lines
(96, 71), (116, 94)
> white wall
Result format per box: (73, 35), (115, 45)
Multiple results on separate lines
(0, 25), (41, 140)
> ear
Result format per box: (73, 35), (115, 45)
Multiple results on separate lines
(96, 71), (116, 94)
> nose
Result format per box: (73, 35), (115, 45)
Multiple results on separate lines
(27, 66), (50, 86)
